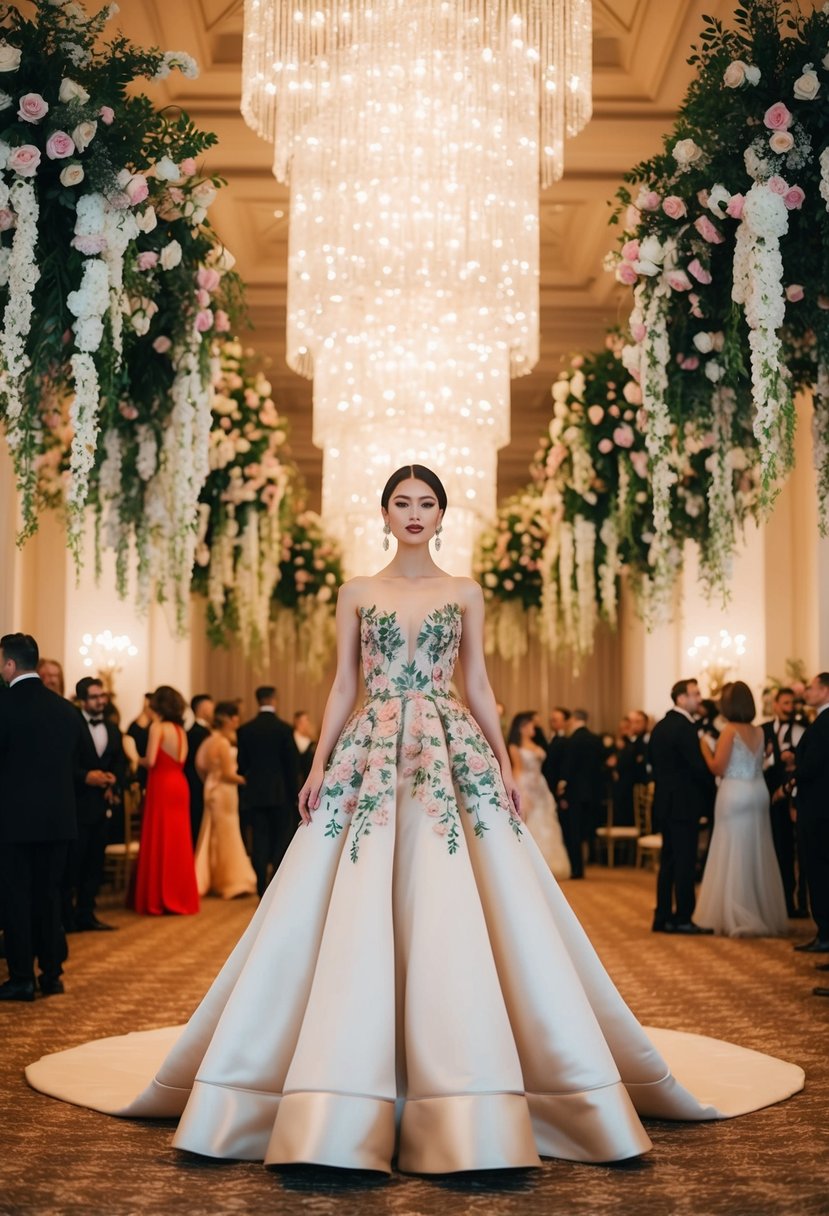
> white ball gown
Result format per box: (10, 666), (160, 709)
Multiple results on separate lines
(516, 745), (571, 879)
(694, 733), (789, 937)
(26, 602), (803, 1173)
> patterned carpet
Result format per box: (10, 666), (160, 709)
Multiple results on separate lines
(2, 867), (826, 1216)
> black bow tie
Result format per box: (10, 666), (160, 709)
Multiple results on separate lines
(88, 717), (105, 726)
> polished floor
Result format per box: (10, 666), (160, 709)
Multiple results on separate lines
(2, 867), (826, 1216)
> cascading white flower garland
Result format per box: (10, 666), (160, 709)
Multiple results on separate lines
(558, 520), (575, 652)
(0, 178), (39, 422)
(820, 147), (829, 212)
(574, 514), (597, 659)
(705, 386), (738, 592)
(731, 180), (791, 489)
(813, 362), (829, 536)
(598, 515), (619, 625)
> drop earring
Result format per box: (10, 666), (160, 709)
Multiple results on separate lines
(434, 524), (442, 552)
(382, 522), (390, 551)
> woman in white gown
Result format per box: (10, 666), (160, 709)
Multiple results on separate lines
(193, 702), (256, 901)
(26, 467), (802, 1174)
(694, 682), (789, 938)
(508, 712), (571, 880)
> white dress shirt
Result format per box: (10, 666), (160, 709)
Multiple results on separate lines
(83, 709), (108, 758)
(10, 672), (40, 688)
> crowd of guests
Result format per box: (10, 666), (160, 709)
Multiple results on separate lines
(0, 632), (314, 1002)
(501, 673), (829, 998)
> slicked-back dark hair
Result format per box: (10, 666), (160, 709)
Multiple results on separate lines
(213, 700), (240, 726)
(671, 678), (698, 704)
(76, 676), (104, 702)
(381, 464), (448, 512)
(191, 693), (213, 714)
(255, 685), (276, 704)
(1, 632), (39, 672)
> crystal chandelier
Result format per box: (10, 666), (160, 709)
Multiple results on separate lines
(242, 1), (593, 575)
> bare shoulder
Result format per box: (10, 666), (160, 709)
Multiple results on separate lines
(450, 576), (483, 613)
(338, 577), (371, 610)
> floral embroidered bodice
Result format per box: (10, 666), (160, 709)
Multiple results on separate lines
(319, 601), (521, 861)
(723, 733), (764, 782)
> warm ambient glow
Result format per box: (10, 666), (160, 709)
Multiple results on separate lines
(241, 2), (593, 573)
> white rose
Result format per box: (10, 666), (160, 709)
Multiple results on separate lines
(672, 138), (703, 168)
(135, 205), (157, 234)
(704, 360), (724, 383)
(723, 60), (747, 88)
(638, 234), (665, 266)
(693, 332), (714, 354)
(707, 183), (731, 216)
(570, 370), (586, 400)
(192, 180), (217, 209)
(634, 258), (660, 277)
(72, 120), (97, 151)
(551, 378), (570, 404)
(0, 43), (22, 73)
(59, 77), (90, 103)
(793, 67), (820, 101)
(769, 130), (794, 154)
(159, 239), (182, 270)
(155, 155), (180, 182)
(0, 247), (10, 287)
(744, 64), (761, 86)
(59, 162), (84, 187)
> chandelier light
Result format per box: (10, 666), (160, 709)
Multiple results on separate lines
(242, 1), (593, 575)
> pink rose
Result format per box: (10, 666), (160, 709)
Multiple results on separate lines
(17, 92), (49, 123)
(616, 262), (638, 285)
(587, 405), (604, 425)
(136, 251), (158, 271)
(8, 144), (41, 176)
(194, 309), (214, 333)
(693, 215), (723, 244)
(631, 321), (647, 343)
(726, 194), (745, 220)
(621, 239), (640, 262)
(343, 796), (358, 816)
(666, 269), (693, 292)
(197, 266), (221, 292)
(152, 335), (172, 353)
(679, 355), (699, 371)
(432, 822), (449, 837)
(784, 185), (805, 210)
(125, 174), (149, 205)
(625, 204), (641, 230)
(638, 189), (660, 211)
(468, 753), (488, 774)
(376, 701), (398, 721)
(426, 805), (441, 817)
(785, 284), (804, 302)
(768, 130), (794, 155)
(378, 719), (398, 737)
(687, 258), (712, 285)
(71, 233), (107, 254)
(662, 195), (687, 219)
(688, 293), (704, 319)
(98, 105), (115, 125)
(45, 130), (75, 160)
(0, 208), (15, 230)
(608, 404), (620, 417)
(768, 176), (788, 196)
(119, 402), (139, 420)
(333, 761), (352, 783)
(196, 288), (211, 308)
(597, 437), (614, 454)
(629, 450), (649, 479)
(623, 381), (642, 405)
(763, 101), (792, 131)
(818, 295), (829, 311)
(180, 157), (197, 176)
(213, 309), (231, 333)
(613, 424), (635, 449)
(372, 807), (389, 826)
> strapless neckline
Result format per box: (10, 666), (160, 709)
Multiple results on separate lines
(358, 601), (462, 664)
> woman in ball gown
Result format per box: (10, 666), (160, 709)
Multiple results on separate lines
(27, 466), (802, 1174)
(132, 687), (199, 917)
(508, 711), (571, 880)
(193, 702), (257, 901)
(694, 681), (789, 938)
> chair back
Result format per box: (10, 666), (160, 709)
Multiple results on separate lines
(633, 782), (655, 836)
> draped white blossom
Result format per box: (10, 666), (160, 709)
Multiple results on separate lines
(0, 178), (40, 420)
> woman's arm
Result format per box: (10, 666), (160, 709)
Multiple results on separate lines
(217, 737), (244, 785)
(458, 581), (521, 817)
(145, 721), (162, 769)
(701, 723), (735, 777)
(508, 743), (522, 777)
(298, 582), (362, 822)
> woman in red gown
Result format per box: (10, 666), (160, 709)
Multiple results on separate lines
(132, 686), (199, 916)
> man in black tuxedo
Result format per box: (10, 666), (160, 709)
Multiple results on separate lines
(556, 709), (604, 878)
(65, 676), (126, 932)
(649, 678), (715, 935)
(541, 706), (570, 800)
(613, 709), (650, 827)
(237, 685), (299, 897)
(792, 673), (829, 960)
(762, 687), (808, 918)
(0, 634), (83, 1000)
(185, 694), (214, 846)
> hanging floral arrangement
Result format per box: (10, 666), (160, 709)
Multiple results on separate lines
(473, 488), (546, 663)
(271, 510), (344, 682)
(609, 0), (829, 572)
(191, 341), (290, 655)
(0, 0), (240, 623)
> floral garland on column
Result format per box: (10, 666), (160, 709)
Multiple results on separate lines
(473, 489), (546, 663)
(191, 341), (290, 656)
(271, 510), (344, 683)
(610, 0), (829, 542)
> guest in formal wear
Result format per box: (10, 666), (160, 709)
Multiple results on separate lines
(793, 672), (829, 958)
(508, 712), (570, 879)
(293, 710), (317, 787)
(694, 682), (788, 937)
(132, 686), (199, 917)
(541, 706), (570, 800)
(0, 634), (83, 1000)
(556, 709), (604, 878)
(237, 685), (299, 898)
(612, 710), (650, 828)
(649, 678), (715, 935)
(194, 702), (256, 900)
(36, 658), (65, 698)
(185, 694), (214, 846)
(762, 687), (808, 918)
(65, 677), (126, 932)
